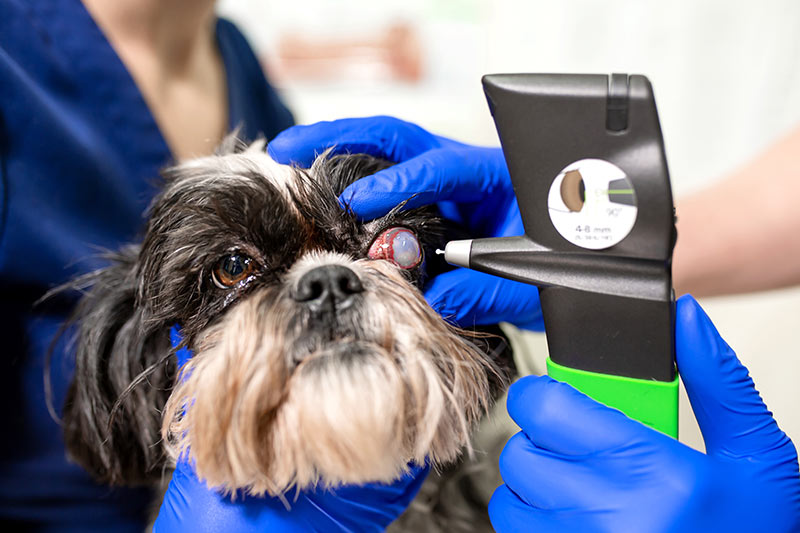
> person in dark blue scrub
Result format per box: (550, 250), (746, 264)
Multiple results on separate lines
(0, 2), (430, 529)
(0, 0), (292, 529)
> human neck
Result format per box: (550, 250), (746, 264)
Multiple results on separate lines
(81, 0), (218, 72)
(81, 0), (228, 160)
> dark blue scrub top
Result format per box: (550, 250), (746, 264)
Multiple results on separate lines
(0, 0), (294, 530)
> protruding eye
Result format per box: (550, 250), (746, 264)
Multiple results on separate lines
(367, 227), (422, 269)
(212, 254), (255, 289)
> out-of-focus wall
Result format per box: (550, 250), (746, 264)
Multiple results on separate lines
(218, 0), (800, 451)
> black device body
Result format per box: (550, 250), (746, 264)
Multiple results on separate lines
(479, 73), (677, 382)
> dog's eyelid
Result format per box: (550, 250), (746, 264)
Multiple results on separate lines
(218, 242), (268, 267)
(363, 213), (420, 246)
(372, 193), (421, 222)
(362, 211), (407, 234)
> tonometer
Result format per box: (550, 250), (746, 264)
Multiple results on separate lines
(445, 74), (679, 437)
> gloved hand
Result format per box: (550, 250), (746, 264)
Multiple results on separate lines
(268, 116), (544, 330)
(489, 295), (800, 532)
(154, 459), (428, 533)
(153, 329), (429, 533)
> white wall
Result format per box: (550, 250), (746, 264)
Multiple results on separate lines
(218, 0), (800, 451)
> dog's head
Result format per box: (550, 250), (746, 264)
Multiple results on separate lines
(63, 138), (508, 495)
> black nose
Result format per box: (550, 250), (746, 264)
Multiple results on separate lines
(291, 265), (364, 312)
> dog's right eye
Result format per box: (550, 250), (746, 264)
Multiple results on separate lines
(212, 254), (255, 289)
(367, 227), (423, 269)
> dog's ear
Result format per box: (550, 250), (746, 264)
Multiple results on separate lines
(61, 245), (174, 486)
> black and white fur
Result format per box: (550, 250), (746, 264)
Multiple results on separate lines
(59, 136), (514, 531)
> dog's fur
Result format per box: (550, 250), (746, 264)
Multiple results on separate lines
(60, 137), (513, 529)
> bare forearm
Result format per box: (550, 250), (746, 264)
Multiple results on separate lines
(673, 125), (800, 297)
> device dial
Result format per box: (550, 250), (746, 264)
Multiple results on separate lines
(547, 158), (638, 250)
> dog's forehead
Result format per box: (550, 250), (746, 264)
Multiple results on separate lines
(170, 145), (297, 194)
(153, 144), (377, 261)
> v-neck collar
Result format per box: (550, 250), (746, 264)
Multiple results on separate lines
(36, 0), (236, 167)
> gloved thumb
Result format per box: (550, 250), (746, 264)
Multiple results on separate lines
(423, 268), (544, 330)
(675, 295), (792, 461)
(505, 374), (659, 456)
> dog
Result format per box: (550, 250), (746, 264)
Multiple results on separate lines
(59, 136), (515, 530)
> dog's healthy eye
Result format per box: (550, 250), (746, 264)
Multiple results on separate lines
(367, 227), (422, 269)
(212, 254), (255, 289)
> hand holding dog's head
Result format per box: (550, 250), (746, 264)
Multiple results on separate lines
(64, 137), (503, 495)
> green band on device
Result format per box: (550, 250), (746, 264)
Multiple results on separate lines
(546, 357), (679, 438)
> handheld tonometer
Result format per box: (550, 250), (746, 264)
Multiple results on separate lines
(445, 74), (679, 437)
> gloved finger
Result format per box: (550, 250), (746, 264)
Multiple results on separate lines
(340, 146), (508, 220)
(267, 116), (437, 167)
(506, 375), (657, 456)
(161, 460), (428, 533)
(423, 268), (544, 330)
(488, 485), (570, 533)
(155, 463), (308, 532)
(170, 324), (193, 367)
(314, 463), (430, 530)
(497, 432), (604, 510)
(675, 295), (793, 460)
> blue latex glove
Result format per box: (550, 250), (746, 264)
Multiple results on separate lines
(154, 461), (428, 533)
(489, 295), (800, 532)
(268, 116), (544, 330)
(153, 328), (429, 533)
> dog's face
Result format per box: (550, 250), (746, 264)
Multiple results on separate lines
(63, 139), (505, 496)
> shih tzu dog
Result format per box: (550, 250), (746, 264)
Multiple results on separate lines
(60, 136), (514, 531)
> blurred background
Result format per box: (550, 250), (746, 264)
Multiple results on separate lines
(217, 0), (800, 451)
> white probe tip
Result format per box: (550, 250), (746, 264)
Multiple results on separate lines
(443, 239), (472, 268)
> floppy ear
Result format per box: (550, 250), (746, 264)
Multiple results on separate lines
(61, 245), (175, 486)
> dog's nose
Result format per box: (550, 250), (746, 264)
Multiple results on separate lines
(291, 265), (364, 311)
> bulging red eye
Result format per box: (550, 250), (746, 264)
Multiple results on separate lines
(367, 227), (422, 269)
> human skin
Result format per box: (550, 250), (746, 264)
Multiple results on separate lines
(673, 125), (800, 296)
(81, 0), (227, 159)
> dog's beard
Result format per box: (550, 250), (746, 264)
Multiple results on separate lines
(162, 253), (498, 496)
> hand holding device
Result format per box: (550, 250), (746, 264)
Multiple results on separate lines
(489, 295), (800, 533)
(446, 74), (679, 435)
(268, 116), (544, 330)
